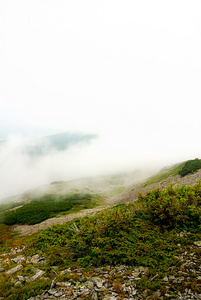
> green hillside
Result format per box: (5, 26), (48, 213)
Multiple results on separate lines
(143, 158), (201, 187)
(0, 161), (201, 299)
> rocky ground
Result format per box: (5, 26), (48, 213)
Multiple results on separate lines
(0, 232), (201, 300)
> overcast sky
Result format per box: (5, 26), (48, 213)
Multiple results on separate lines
(0, 1), (201, 198)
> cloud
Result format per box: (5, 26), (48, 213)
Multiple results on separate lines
(0, 133), (155, 201)
(0, 129), (200, 201)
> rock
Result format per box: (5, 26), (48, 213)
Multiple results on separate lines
(56, 282), (71, 287)
(163, 276), (169, 282)
(103, 296), (117, 300)
(17, 275), (25, 282)
(60, 268), (71, 275)
(137, 266), (149, 274)
(90, 291), (98, 300)
(80, 280), (94, 290)
(15, 281), (22, 286)
(6, 264), (23, 275)
(31, 254), (46, 265)
(12, 255), (25, 264)
(26, 269), (45, 282)
(132, 271), (140, 277)
(91, 277), (105, 288)
(47, 289), (58, 295)
(194, 241), (201, 247)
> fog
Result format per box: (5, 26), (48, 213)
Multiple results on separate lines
(0, 131), (199, 201)
(1, 1), (201, 200)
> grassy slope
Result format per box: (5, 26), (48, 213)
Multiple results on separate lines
(1, 160), (201, 299)
(142, 162), (186, 187)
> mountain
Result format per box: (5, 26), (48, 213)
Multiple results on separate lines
(26, 131), (98, 156)
(0, 159), (201, 299)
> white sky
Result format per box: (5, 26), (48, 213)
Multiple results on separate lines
(0, 0), (201, 198)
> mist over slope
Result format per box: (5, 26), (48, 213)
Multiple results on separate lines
(0, 131), (159, 202)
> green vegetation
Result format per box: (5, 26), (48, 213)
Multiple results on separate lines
(179, 158), (201, 177)
(139, 182), (201, 227)
(1, 181), (201, 299)
(0, 193), (92, 225)
(31, 183), (201, 268)
(143, 162), (185, 186)
(0, 201), (24, 213)
(0, 276), (51, 300)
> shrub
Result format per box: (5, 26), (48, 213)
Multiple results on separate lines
(179, 158), (201, 177)
(138, 183), (201, 227)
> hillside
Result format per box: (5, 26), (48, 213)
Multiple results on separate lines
(0, 159), (201, 300)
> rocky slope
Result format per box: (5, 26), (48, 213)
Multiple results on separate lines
(0, 233), (201, 300)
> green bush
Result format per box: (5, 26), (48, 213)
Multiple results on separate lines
(138, 183), (201, 227)
(179, 158), (201, 177)
(33, 203), (182, 268)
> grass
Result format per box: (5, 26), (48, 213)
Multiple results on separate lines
(103, 187), (125, 197)
(143, 162), (186, 187)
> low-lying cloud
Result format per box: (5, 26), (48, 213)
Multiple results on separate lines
(0, 130), (198, 202)
(0, 133), (158, 201)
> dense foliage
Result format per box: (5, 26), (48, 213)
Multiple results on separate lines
(179, 158), (201, 177)
(0, 193), (91, 225)
(138, 182), (201, 227)
(32, 183), (201, 269)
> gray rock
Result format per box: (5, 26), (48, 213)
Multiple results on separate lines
(31, 254), (46, 265)
(26, 269), (45, 282)
(194, 241), (201, 247)
(6, 264), (23, 275)
(60, 268), (71, 275)
(80, 280), (94, 290)
(163, 276), (169, 282)
(91, 277), (105, 288)
(12, 255), (25, 264)
(90, 291), (98, 300)
(17, 275), (25, 281)
(103, 296), (117, 300)
(15, 281), (22, 286)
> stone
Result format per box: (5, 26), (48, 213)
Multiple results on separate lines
(80, 280), (94, 290)
(26, 269), (45, 282)
(163, 276), (169, 282)
(6, 264), (23, 275)
(56, 282), (71, 287)
(60, 268), (71, 275)
(12, 255), (25, 264)
(15, 281), (22, 286)
(91, 277), (105, 288)
(31, 254), (46, 265)
(103, 296), (117, 300)
(194, 241), (201, 247)
(132, 271), (140, 277)
(137, 266), (149, 274)
(17, 275), (25, 281)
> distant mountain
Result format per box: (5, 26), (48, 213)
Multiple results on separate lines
(26, 132), (98, 156)
(0, 132), (97, 156)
